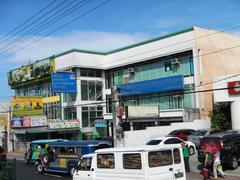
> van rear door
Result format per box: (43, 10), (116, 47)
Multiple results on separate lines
(73, 155), (94, 180)
(172, 148), (186, 180)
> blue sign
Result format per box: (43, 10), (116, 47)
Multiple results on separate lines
(95, 120), (108, 127)
(11, 117), (23, 128)
(119, 75), (184, 96)
(52, 73), (77, 93)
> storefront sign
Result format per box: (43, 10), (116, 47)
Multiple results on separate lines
(127, 106), (159, 118)
(7, 58), (55, 86)
(94, 120), (108, 127)
(119, 75), (184, 96)
(11, 117), (23, 128)
(12, 96), (44, 117)
(81, 127), (96, 133)
(0, 115), (7, 126)
(43, 96), (60, 103)
(51, 73), (77, 93)
(228, 81), (240, 95)
(49, 119), (79, 129)
(23, 116), (31, 127)
(31, 115), (47, 127)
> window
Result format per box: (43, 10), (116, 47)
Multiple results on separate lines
(164, 138), (183, 144)
(79, 157), (92, 171)
(148, 150), (173, 167)
(63, 93), (77, 102)
(164, 61), (172, 72)
(81, 80), (103, 101)
(173, 149), (181, 164)
(80, 69), (102, 77)
(97, 154), (115, 169)
(44, 102), (60, 119)
(81, 106), (103, 127)
(146, 140), (162, 145)
(59, 147), (75, 154)
(123, 153), (142, 169)
(64, 107), (77, 120)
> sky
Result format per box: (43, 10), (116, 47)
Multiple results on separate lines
(0, 0), (240, 102)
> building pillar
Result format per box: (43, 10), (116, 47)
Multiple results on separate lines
(231, 100), (240, 130)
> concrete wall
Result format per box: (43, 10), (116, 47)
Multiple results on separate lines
(193, 27), (240, 119)
(123, 119), (211, 147)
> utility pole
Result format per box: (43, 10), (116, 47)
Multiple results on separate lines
(111, 86), (124, 147)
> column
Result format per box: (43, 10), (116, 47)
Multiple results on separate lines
(231, 100), (240, 130)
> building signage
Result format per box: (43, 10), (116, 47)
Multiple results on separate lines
(48, 119), (79, 129)
(51, 73), (77, 93)
(94, 120), (108, 127)
(0, 115), (7, 126)
(31, 115), (48, 127)
(43, 96), (60, 103)
(12, 96), (44, 117)
(7, 58), (55, 86)
(11, 117), (23, 128)
(127, 106), (159, 119)
(119, 75), (184, 96)
(228, 81), (240, 95)
(23, 116), (31, 127)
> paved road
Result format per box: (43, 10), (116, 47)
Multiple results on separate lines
(15, 160), (71, 180)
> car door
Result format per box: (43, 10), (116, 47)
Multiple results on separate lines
(74, 156), (93, 180)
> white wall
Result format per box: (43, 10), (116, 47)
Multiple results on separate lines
(123, 119), (211, 147)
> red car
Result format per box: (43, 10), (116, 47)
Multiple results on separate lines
(167, 129), (196, 141)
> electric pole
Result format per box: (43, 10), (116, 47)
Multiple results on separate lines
(111, 86), (124, 147)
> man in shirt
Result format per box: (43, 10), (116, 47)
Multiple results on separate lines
(182, 142), (190, 172)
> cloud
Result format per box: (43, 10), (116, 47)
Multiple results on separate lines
(0, 31), (150, 64)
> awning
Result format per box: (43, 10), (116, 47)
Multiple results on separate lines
(26, 128), (80, 134)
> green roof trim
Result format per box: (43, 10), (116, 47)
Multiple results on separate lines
(42, 27), (194, 59)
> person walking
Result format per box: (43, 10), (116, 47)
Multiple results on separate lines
(203, 152), (213, 180)
(212, 150), (225, 179)
(182, 142), (190, 172)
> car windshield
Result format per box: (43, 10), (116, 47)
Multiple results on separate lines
(193, 130), (207, 136)
(146, 140), (162, 145)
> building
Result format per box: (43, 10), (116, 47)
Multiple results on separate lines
(7, 27), (240, 151)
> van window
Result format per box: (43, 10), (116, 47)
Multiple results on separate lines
(97, 154), (115, 169)
(79, 157), (92, 171)
(148, 150), (173, 167)
(59, 147), (75, 154)
(123, 153), (142, 170)
(173, 148), (181, 164)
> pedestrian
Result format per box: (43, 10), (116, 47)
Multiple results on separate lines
(203, 152), (213, 180)
(182, 142), (190, 172)
(212, 150), (225, 179)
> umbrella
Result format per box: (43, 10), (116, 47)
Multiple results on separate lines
(201, 140), (222, 154)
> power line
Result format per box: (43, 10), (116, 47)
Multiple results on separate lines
(0, 0), (112, 61)
(0, 0), (58, 43)
(0, 0), (91, 55)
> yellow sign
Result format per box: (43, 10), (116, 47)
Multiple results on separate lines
(0, 115), (7, 126)
(43, 96), (60, 103)
(12, 96), (44, 117)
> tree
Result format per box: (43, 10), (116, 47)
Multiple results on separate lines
(209, 103), (231, 131)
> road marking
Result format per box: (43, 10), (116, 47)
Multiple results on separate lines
(44, 173), (62, 178)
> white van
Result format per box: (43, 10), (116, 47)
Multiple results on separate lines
(73, 144), (186, 180)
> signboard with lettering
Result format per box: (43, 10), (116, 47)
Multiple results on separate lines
(48, 119), (79, 129)
(228, 81), (240, 95)
(51, 73), (77, 93)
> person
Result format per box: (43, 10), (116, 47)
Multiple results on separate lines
(203, 152), (213, 180)
(182, 142), (190, 172)
(212, 150), (225, 179)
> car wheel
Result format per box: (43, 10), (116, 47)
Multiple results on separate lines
(189, 146), (195, 155)
(36, 163), (44, 174)
(228, 155), (238, 170)
(69, 166), (76, 176)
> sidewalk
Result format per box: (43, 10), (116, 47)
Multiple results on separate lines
(7, 151), (25, 161)
(187, 171), (240, 180)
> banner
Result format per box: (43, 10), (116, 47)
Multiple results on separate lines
(8, 58), (55, 85)
(49, 119), (79, 129)
(43, 96), (60, 103)
(51, 73), (77, 93)
(12, 96), (44, 117)
(0, 115), (7, 126)
(94, 120), (108, 127)
(11, 117), (23, 128)
(31, 115), (48, 127)
(23, 116), (31, 127)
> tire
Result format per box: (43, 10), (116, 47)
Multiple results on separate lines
(189, 146), (195, 155)
(228, 155), (239, 170)
(36, 163), (44, 174)
(69, 166), (76, 177)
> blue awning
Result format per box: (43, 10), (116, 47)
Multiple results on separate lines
(119, 75), (184, 96)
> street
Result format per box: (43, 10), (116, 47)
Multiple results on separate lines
(15, 160), (71, 180)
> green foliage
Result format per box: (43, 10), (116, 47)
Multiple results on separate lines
(209, 103), (231, 131)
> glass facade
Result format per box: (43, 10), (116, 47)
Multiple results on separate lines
(44, 102), (60, 119)
(81, 80), (103, 101)
(63, 93), (77, 102)
(64, 107), (77, 120)
(81, 106), (103, 127)
(80, 68), (102, 77)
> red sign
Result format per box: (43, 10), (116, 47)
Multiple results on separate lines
(228, 81), (240, 95)
(23, 116), (31, 127)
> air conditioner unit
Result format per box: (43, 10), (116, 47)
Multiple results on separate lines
(128, 67), (135, 74)
(171, 58), (180, 65)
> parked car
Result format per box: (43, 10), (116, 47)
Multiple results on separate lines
(167, 129), (196, 141)
(24, 139), (68, 164)
(0, 146), (6, 170)
(187, 128), (223, 147)
(198, 132), (240, 170)
(146, 137), (196, 155)
(35, 140), (112, 176)
(73, 144), (186, 180)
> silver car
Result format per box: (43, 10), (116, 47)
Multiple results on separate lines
(188, 128), (223, 147)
